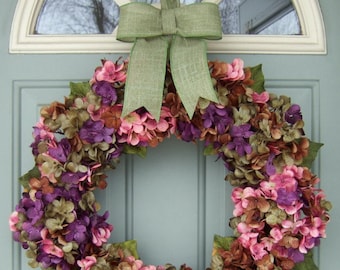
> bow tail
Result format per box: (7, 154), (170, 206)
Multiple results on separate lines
(170, 36), (219, 118)
(121, 38), (168, 121)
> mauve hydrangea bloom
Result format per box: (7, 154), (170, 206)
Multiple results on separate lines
(92, 81), (117, 105)
(79, 119), (114, 144)
(285, 104), (303, 124)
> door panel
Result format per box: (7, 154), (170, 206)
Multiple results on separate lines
(2, 0), (340, 269)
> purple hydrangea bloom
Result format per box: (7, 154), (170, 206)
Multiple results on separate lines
(285, 104), (302, 124)
(265, 153), (276, 176)
(36, 251), (63, 269)
(227, 137), (252, 156)
(54, 186), (84, 205)
(48, 138), (71, 163)
(202, 103), (233, 134)
(177, 121), (201, 142)
(22, 222), (43, 241)
(93, 81), (117, 105)
(227, 124), (254, 156)
(107, 143), (123, 160)
(65, 217), (90, 244)
(79, 119), (114, 144)
(229, 124), (253, 138)
(26, 200), (44, 224)
(90, 211), (113, 232)
(61, 171), (87, 185)
(16, 195), (40, 215)
(276, 188), (299, 206)
(14, 194), (45, 241)
(288, 248), (305, 263)
(30, 135), (41, 156)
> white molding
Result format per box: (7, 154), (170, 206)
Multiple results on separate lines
(9, 0), (326, 54)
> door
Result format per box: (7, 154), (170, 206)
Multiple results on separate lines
(1, 0), (339, 269)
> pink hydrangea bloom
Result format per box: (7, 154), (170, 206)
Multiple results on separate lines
(238, 232), (258, 249)
(118, 112), (147, 146)
(92, 226), (111, 246)
(77, 256), (97, 270)
(308, 217), (326, 238)
(259, 180), (277, 200)
(41, 238), (64, 258)
(269, 168), (298, 192)
(269, 227), (283, 242)
(9, 211), (19, 232)
(94, 60), (126, 83)
(118, 108), (176, 147)
(231, 186), (256, 216)
(222, 58), (245, 81)
(252, 91), (270, 104)
(39, 228), (64, 258)
(124, 256), (144, 269)
(87, 104), (109, 121)
(33, 117), (55, 140)
(281, 219), (306, 235)
(250, 242), (268, 260)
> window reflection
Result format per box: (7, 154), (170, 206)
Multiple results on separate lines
(35, 0), (119, 34)
(34, 0), (300, 35)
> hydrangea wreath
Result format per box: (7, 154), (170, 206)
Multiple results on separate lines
(9, 58), (331, 270)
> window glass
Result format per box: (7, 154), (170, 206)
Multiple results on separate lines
(34, 0), (301, 35)
(35, 0), (119, 34)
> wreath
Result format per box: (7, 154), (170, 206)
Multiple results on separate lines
(9, 57), (331, 270)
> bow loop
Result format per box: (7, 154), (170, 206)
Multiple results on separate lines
(161, 9), (177, 35)
(117, 3), (162, 41)
(117, 0), (222, 121)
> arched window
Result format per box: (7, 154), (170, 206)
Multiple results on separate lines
(10, 0), (326, 54)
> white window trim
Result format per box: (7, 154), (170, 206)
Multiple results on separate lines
(9, 0), (326, 54)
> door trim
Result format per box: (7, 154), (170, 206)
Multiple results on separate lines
(9, 0), (326, 54)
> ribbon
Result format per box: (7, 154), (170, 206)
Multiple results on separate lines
(117, 0), (222, 120)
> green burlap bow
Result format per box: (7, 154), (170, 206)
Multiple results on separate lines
(117, 0), (222, 120)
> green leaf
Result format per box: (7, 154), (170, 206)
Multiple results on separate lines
(19, 166), (41, 189)
(111, 240), (139, 259)
(213, 235), (235, 251)
(249, 64), (265, 93)
(203, 144), (216, 156)
(293, 251), (318, 270)
(301, 140), (323, 168)
(69, 82), (91, 98)
(123, 145), (147, 158)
